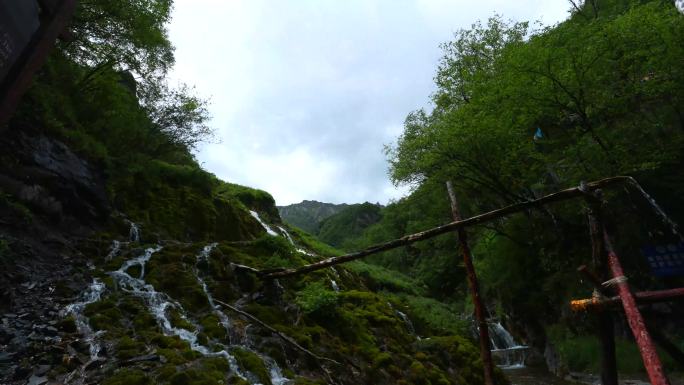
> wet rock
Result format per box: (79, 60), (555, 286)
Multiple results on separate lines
(27, 374), (48, 385)
(0, 351), (15, 363)
(34, 365), (51, 376)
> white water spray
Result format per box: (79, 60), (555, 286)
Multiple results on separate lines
(62, 279), (106, 360)
(249, 211), (278, 236)
(488, 322), (528, 369)
(128, 221), (140, 242)
(105, 240), (121, 261)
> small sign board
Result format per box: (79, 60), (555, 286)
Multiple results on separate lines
(641, 243), (684, 277)
(0, 0), (41, 82)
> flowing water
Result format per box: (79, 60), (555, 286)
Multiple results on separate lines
(396, 310), (417, 337)
(62, 279), (106, 361)
(128, 221), (140, 242)
(249, 210), (279, 236)
(488, 322), (529, 369)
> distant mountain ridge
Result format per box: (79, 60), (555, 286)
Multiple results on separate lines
(277, 200), (350, 233)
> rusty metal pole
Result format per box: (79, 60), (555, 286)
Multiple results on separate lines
(585, 199), (619, 385)
(446, 181), (495, 385)
(602, 230), (671, 385)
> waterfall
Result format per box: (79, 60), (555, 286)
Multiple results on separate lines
(68, 240), (291, 384)
(488, 322), (528, 369)
(128, 221), (140, 242)
(330, 280), (340, 292)
(108, 246), (243, 378)
(276, 224), (317, 256)
(195, 243), (232, 334)
(249, 210), (278, 236)
(396, 310), (417, 337)
(62, 279), (106, 361)
(194, 243), (290, 385)
(277, 226), (295, 245)
(105, 240), (121, 261)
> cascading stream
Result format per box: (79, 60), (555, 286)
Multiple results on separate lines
(194, 243), (289, 385)
(127, 221), (140, 242)
(62, 278), (106, 361)
(488, 322), (528, 369)
(249, 210), (278, 236)
(108, 246), (245, 379)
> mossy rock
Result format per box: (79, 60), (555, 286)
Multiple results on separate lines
(102, 368), (152, 385)
(115, 336), (147, 360)
(232, 348), (271, 385)
(200, 314), (226, 340)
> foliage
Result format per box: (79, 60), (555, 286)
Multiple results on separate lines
(295, 282), (339, 317)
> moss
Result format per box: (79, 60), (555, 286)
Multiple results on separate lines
(200, 314), (226, 340)
(115, 336), (147, 360)
(145, 260), (209, 312)
(157, 348), (189, 365)
(232, 348), (271, 385)
(85, 297), (123, 331)
(58, 316), (77, 333)
(169, 307), (196, 331)
(372, 352), (393, 369)
(168, 366), (227, 385)
(102, 368), (152, 385)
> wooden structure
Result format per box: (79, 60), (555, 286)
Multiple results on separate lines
(0, 0), (77, 127)
(261, 176), (684, 385)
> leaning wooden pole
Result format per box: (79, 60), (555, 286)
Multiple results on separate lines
(446, 181), (495, 385)
(586, 198), (619, 385)
(261, 177), (631, 279)
(602, 229), (671, 385)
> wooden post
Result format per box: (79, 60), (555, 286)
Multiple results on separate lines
(602, 230), (671, 385)
(586, 198), (619, 385)
(446, 181), (495, 385)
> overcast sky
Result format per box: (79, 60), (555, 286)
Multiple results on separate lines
(168, 0), (571, 206)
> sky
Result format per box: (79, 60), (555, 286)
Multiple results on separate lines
(168, 0), (571, 206)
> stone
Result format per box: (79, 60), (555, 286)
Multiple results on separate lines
(27, 374), (48, 385)
(34, 364), (51, 376)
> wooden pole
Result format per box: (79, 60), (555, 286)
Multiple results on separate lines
(602, 230), (671, 385)
(586, 198), (619, 385)
(261, 177), (631, 279)
(446, 181), (495, 385)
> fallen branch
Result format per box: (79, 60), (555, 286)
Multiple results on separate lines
(261, 176), (632, 279)
(214, 299), (342, 366)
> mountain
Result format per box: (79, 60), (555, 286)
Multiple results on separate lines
(317, 202), (383, 248)
(277, 200), (349, 233)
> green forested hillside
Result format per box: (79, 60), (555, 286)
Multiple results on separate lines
(316, 202), (382, 248)
(277, 200), (349, 233)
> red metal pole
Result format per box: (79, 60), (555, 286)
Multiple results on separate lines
(602, 230), (671, 385)
(446, 181), (495, 385)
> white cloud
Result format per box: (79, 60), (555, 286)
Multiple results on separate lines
(168, 0), (570, 205)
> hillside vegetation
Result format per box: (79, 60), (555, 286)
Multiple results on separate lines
(332, 0), (684, 376)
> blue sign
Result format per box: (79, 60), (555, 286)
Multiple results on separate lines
(641, 243), (684, 277)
